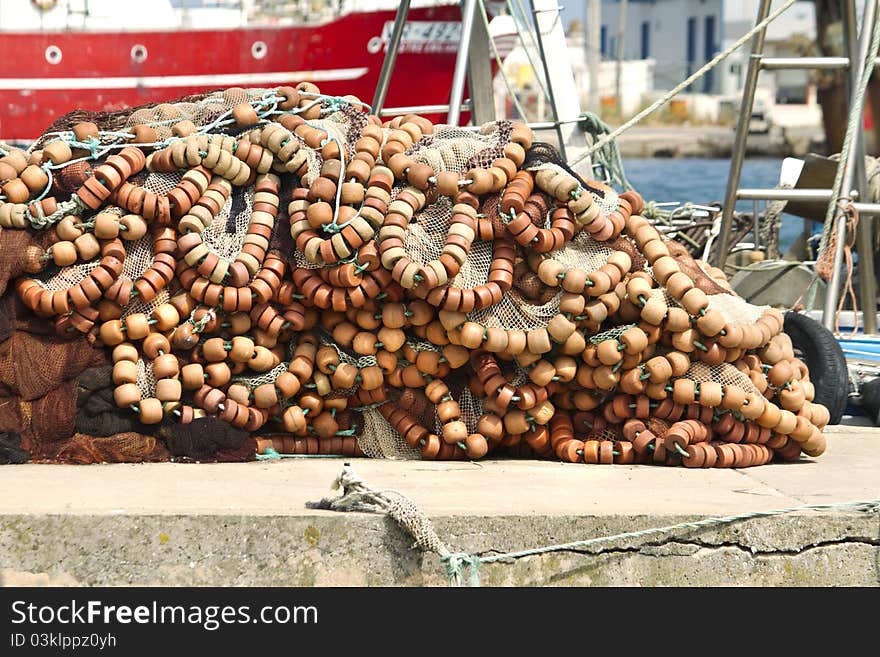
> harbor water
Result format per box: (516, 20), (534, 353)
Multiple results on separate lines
(624, 158), (805, 252)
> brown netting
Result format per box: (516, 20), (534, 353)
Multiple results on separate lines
(49, 432), (169, 464)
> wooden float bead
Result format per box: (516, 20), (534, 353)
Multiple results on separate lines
(664, 272), (694, 300)
(698, 381), (723, 408)
(773, 408), (797, 435)
(134, 397), (163, 425)
(156, 378), (182, 403)
(50, 241), (78, 267)
(248, 346), (275, 372)
(504, 141), (526, 167)
(112, 360), (139, 385)
(20, 164), (49, 193)
(526, 328), (552, 354)
(250, 383), (278, 409)
(204, 362), (231, 387)
(98, 319), (125, 346)
(74, 233), (101, 261)
(547, 314), (576, 343)
(528, 359), (556, 387)
(437, 400), (462, 423)
(459, 322), (486, 349)
(152, 353), (180, 379)
(695, 308), (726, 337)
(650, 255), (679, 285)
(478, 414), (505, 442)
(589, 365), (616, 390)
(178, 363), (203, 390)
(464, 433), (489, 460)
(282, 405), (308, 433)
(201, 337), (227, 362)
(273, 371), (301, 400)
(800, 429), (826, 457)
(780, 385), (806, 412)
(42, 139), (72, 165)
(672, 379), (697, 405)
(626, 275), (653, 301)
(226, 384), (250, 406)
(554, 356), (578, 383)
(1, 180), (30, 207)
(417, 434), (439, 459)
(642, 238), (670, 263)
(358, 365), (384, 390)
(112, 343), (139, 364)
(680, 287), (709, 316)
(619, 327), (648, 355)
(756, 399), (783, 429)
(114, 382), (142, 408)
(767, 361), (793, 388)
(597, 339), (623, 366)
(503, 410), (530, 435)
(441, 420), (468, 445)
(661, 307), (689, 333)
(720, 384), (746, 412)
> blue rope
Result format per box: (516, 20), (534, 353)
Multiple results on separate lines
(256, 447), (347, 460)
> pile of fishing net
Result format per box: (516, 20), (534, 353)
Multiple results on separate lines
(0, 83), (828, 467)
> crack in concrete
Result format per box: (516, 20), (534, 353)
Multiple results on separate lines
(475, 535), (880, 561)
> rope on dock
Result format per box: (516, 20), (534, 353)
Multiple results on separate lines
(308, 464), (880, 587)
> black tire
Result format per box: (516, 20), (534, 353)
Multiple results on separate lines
(783, 311), (849, 425)
(859, 377), (880, 426)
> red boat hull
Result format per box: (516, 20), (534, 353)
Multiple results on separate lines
(0, 5), (465, 141)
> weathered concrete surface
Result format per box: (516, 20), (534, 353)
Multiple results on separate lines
(1, 425), (878, 586)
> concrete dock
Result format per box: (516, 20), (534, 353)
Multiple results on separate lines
(614, 125), (824, 159)
(1, 423), (878, 586)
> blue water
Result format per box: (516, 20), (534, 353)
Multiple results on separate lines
(623, 158), (805, 252)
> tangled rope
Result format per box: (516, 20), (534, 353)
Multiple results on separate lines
(578, 112), (633, 191)
(816, 201), (860, 335)
(308, 465), (880, 587)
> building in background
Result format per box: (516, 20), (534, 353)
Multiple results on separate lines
(595, 0), (820, 126)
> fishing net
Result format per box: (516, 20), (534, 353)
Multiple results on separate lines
(0, 82), (829, 467)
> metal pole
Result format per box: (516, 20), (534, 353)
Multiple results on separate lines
(447, 0), (479, 126)
(823, 0), (879, 332)
(529, 0), (567, 158)
(615, 0), (628, 112)
(371, 0), (411, 115)
(846, 0), (876, 334)
(587, 0), (601, 115)
(715, 0), (773, 270)
(467, 0), (496, 124)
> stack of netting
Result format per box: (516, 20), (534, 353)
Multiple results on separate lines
(0, 83), (828, 466)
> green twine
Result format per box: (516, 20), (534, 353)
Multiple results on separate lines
(577, 112), (633, 191)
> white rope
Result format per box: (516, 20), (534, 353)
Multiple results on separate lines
(568, 0), (799, 169)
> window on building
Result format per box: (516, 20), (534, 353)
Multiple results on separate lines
(600, 25), (607, 57)
(776, 70), (809, 104)
(686, 17), (696, 77)
(640, 21), (650, 59)
(703, 15), (716, 92)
